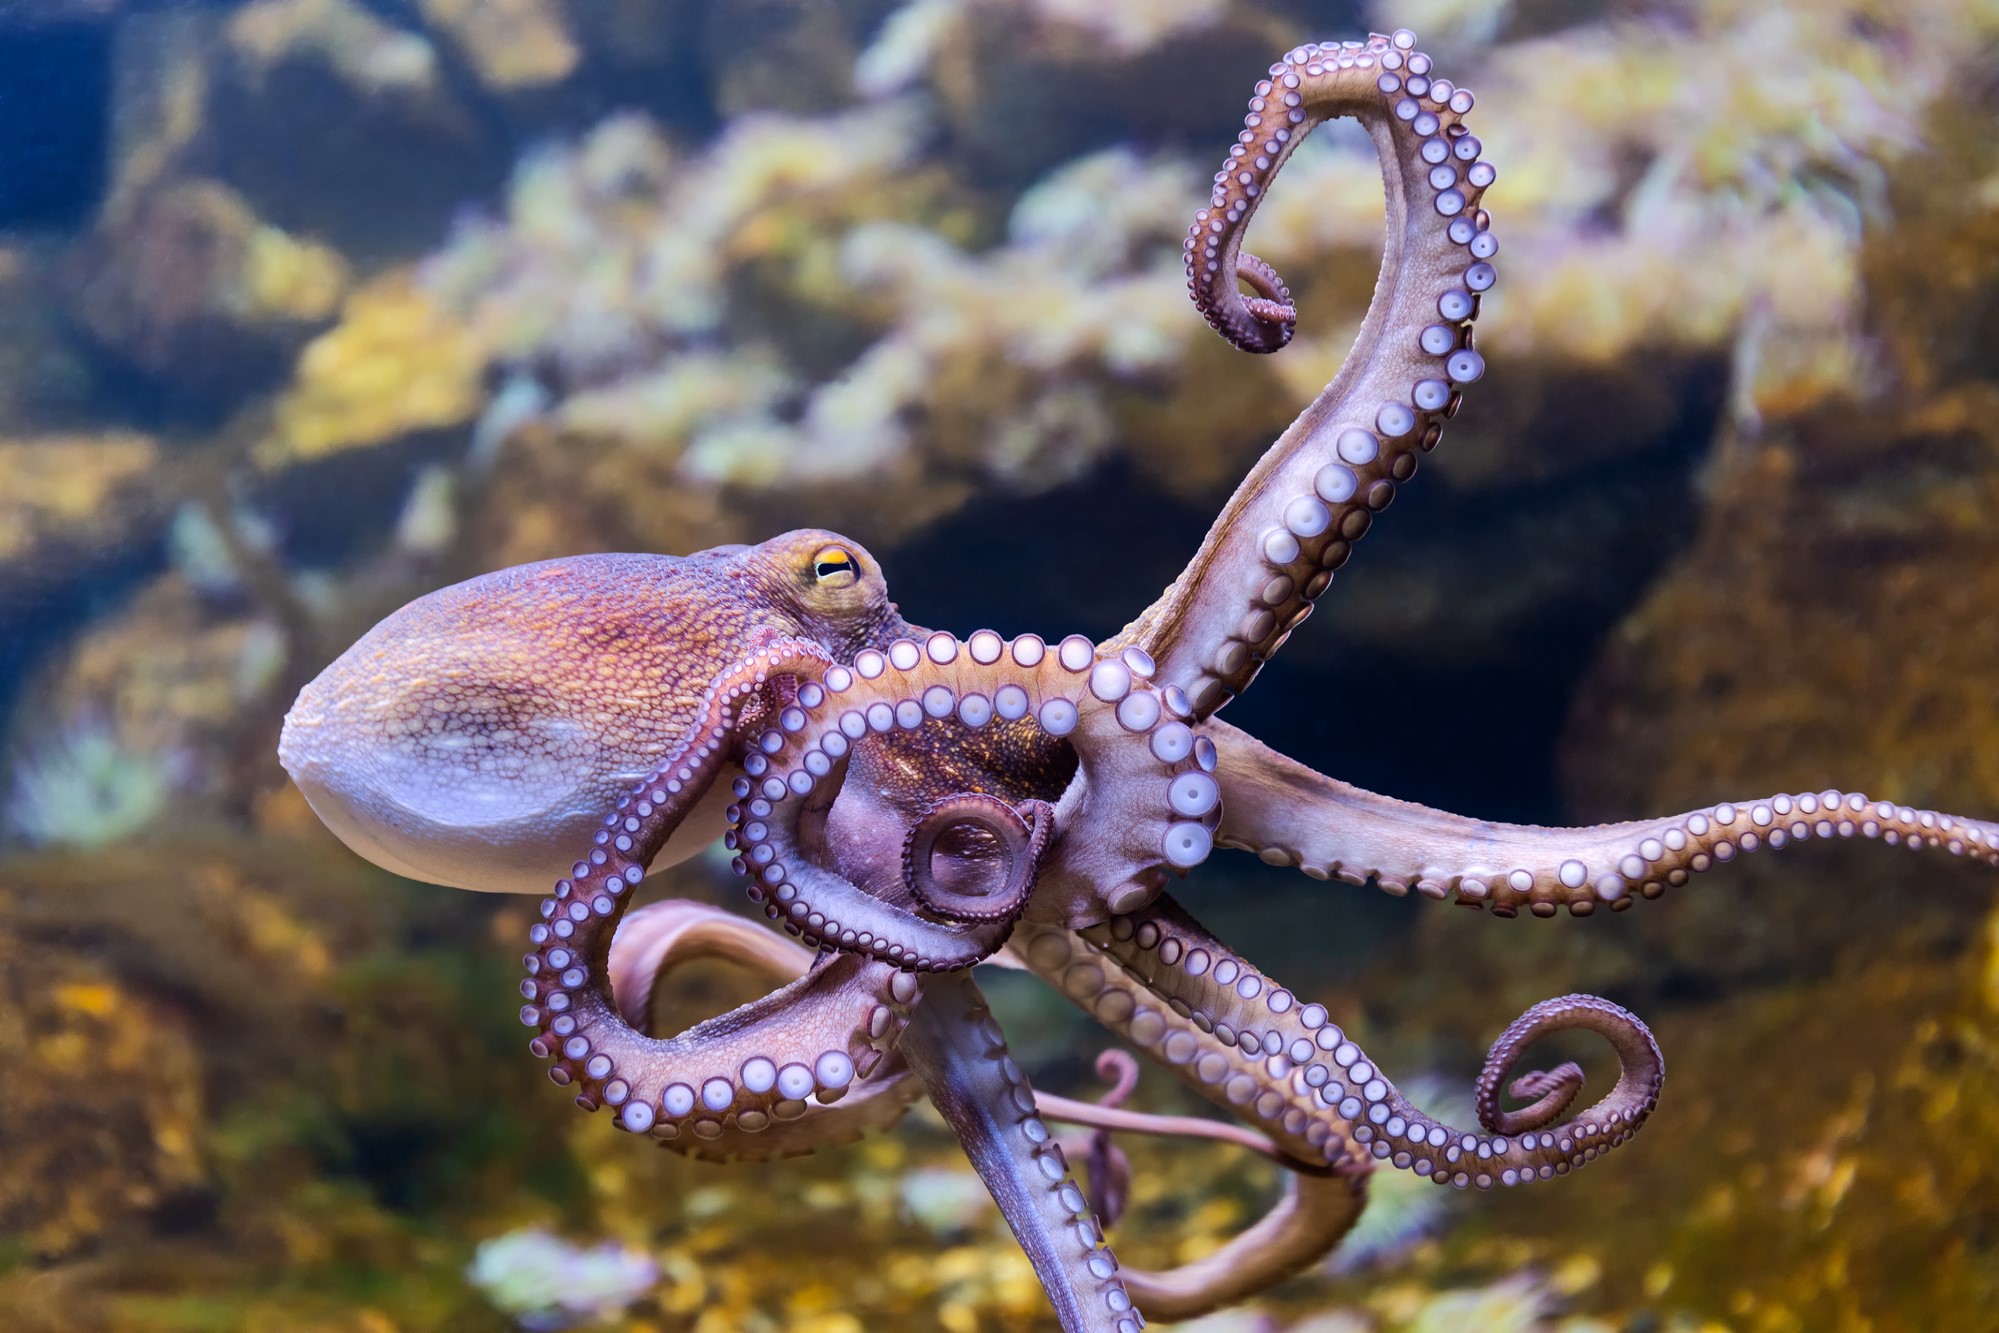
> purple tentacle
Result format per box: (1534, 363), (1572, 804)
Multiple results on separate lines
(900, 970), (1142, 1333)
(1084, 896), (1663, 1191)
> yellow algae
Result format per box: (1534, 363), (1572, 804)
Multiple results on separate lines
(0, 434), (159, 566)
(259, 273), (483, 468)
(417, 0), (578, 91)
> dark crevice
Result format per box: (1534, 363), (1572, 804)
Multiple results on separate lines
(0, 23), (111, 232)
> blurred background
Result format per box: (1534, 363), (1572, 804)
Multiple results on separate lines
(2, 0), (1997, 1328)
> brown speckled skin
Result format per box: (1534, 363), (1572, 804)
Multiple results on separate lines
(281, 531), (915, 892)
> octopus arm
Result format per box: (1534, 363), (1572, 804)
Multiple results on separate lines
(1084, 895), (1664, 1191)
(900, 969), (1142, 1333)
(1112, 30), (1496, 720)
(605, 899), (924, 1161)
(521, 640), (927, 1152)
(1011, 921), (1369, 1317)
(1208, 720), (1999, 916)
(1013, 922), (1354, 1170)
(1115, 1171), (1365, 1322)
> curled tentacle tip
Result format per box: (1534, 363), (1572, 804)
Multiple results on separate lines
(1508, 1063), (1583, 1103)
(1200, 252), (1298, 355)
(1243, 297), (1297, 326)
(1093, 1048), (1141, 1108)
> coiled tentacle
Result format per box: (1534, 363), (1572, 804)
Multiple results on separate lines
(903, 794), (1055, 923)
(728, 630), (1225, 967)
(1083, 896), (1663, 1190)
(1118, 29), (1498, 717)
(604, 900), (925, 1161)
(519, 640), (924, 1144)
(1210, 720), (1999, 915)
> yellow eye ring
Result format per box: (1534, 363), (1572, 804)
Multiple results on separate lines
(812, 546), (859, 586)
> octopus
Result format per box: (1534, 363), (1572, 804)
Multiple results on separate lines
(277, 30), (1999, 1332)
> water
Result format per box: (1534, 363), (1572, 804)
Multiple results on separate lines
(3, 1), (1998, 1329)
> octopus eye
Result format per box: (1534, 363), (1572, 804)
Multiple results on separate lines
(812, 546), (859, 588)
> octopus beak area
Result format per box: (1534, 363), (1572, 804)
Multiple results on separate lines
(902, 794), (1057, 925)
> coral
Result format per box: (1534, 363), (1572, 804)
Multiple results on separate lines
(2, 714), (178, 850)
(67, 180), (348, 400)
(465, 1227), (658, 1327)
(4, 575), (288, 824)
(229, 0), (442, 98)
(418, 0), (580, 93)
(0, 433), (162, 616)
(269, 0), (1999, 576)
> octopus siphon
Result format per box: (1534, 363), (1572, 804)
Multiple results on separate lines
(277, 30), (1999, 1331)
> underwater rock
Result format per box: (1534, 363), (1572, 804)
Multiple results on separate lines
(705, 0), (900, 117)
(0, 916), (206, 1259)
(871, 0), (1270, 190)
(1552, 59), (1999, 984)
(0, 248), (98, 430)
(65, 179), (349, 404)
(1454, 947), (1999, 1330)
(1561, 410), (1999, 826)
(0, 433), (162, 619)
(218, 0), (505, 259)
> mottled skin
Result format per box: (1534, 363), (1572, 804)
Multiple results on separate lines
(279, 31), (1999, 1333)
(282, 532), (911, 893)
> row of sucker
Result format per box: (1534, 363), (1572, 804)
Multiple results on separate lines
(1225, 788), (1999, 917)
(1154, 28), (1496, 718)
(601, 899), (927, 1163)
(1026, 1014), (1369, 1322)
(519, 640), (923, 1146)
(902, 972), (1142, 1333)
(726, 631), (1224, 968)
(1010, 920), (1358, 1173)
(1081, 897), (1664, 1190)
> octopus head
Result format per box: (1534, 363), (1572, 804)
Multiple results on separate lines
(277, 530), (905, 895)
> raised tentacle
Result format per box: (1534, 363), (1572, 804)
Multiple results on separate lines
(1011, 921), (1360, 1173)
(604, 899), (926, 1161)
(728, 631), (1225, 962)
(900, 969), (1142, 1333)
(520, 640), (925, 1142)
(1114, 29), (1497, 717)
(1084, 896), (1664, 1190)
(1209, 719), (1999, 916)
